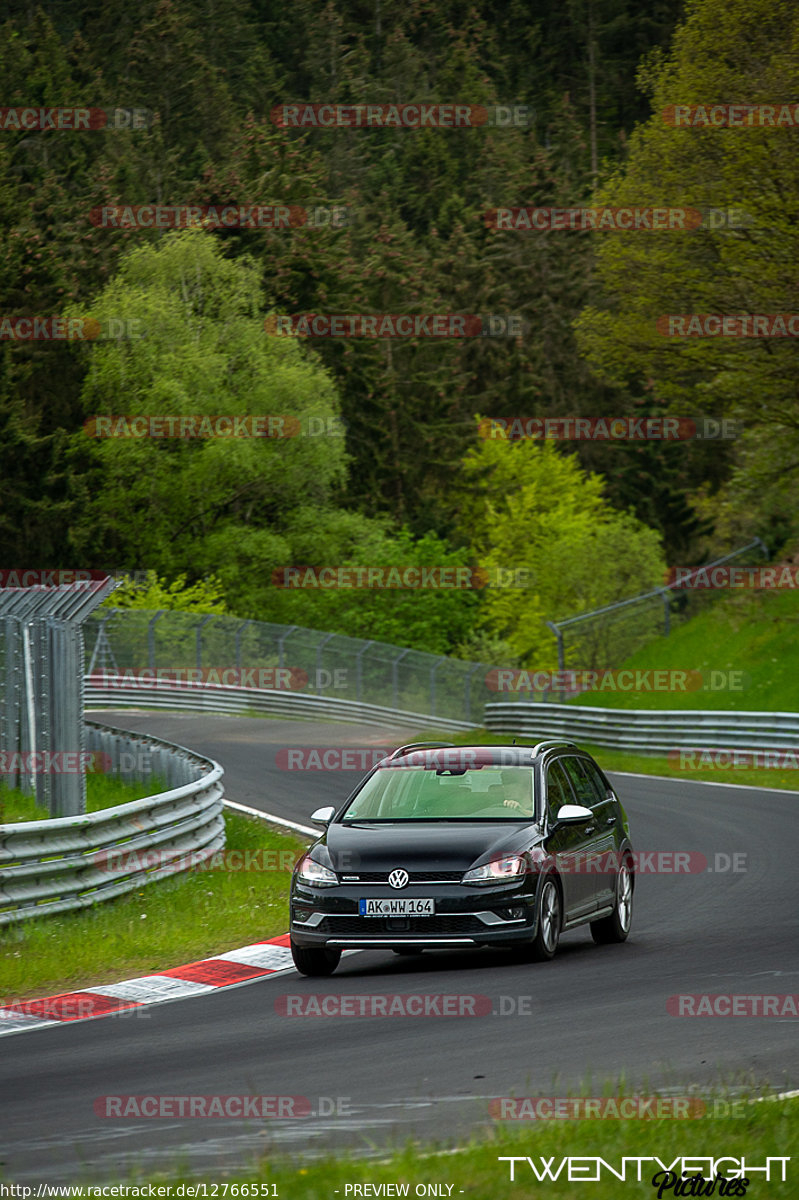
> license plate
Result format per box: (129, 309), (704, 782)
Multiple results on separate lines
(359, 897), (435, 917)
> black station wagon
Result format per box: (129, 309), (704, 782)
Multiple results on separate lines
(289, 741), (635, 976)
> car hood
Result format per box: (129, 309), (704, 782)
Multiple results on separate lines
(322, 820), (539, 873)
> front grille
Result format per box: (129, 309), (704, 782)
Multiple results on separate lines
(342, 871), (464, 884)
(318, 915), (484, 935)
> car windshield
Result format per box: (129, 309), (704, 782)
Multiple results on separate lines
(340, 764), (536, 821)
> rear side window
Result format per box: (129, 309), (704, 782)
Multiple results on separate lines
(561, 757), (603, 808)
(580, 758), (610, 804)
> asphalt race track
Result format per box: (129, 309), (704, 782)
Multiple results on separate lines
(1, 711), (797, 1181)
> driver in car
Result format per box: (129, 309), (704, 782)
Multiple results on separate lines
(500, 770), (533, 814)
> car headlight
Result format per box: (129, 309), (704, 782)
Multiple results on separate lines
(296, 855), (338, 887)
(462, 854), (527, 885)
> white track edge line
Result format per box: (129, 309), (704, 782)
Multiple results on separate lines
(223, 797), (316, 835)
(608, 768), (799, 795)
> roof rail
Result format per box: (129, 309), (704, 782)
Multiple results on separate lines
(530, 740), (578, 757)
(388, 741), (456, 760)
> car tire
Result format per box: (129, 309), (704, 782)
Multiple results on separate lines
(290, 941), (342, 977)
(590, 859), (633, 944)
(511, 876), (561, 962)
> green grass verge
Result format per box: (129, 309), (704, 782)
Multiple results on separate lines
(0, 810), (309, 1003)
(41, 1094), (798, 1196)
(0, 772), (169, 823)
(408, 726), (799, 791)
(567, 588), (799, 711)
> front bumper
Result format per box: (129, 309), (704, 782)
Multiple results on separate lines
(289, 879), (539, 949)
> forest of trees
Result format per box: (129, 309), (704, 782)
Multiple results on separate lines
(1, 0), (795, 664)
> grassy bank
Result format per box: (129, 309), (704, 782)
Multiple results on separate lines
(568, 588), (799, 711)
(0, 809), (309, 1003)
(0, 772), (171, 823)
(48, 1093), (798, 1197)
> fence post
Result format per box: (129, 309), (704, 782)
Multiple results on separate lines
(465, 662), (486, 725)
(195, 614), (215, 671)
(276, 625), (298, 670)
(355, 640), (374, 704)
(148, 610), (166, 672)
(391, 648), (410, 711)
(429, 657), (446, 718)
(235, 620), (252, 669)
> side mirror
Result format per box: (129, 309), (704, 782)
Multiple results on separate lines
(554, 803), (593, 826)
(311, 805), (336, 827)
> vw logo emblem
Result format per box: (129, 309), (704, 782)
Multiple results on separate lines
(388, 869), (409, 889)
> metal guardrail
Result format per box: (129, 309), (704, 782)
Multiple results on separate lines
(485, 702), (799, 755)
(0, 722), (225, 926)
(86, 676), (799, 759)
(84, 676), (477, 731)
(1, 580), (117, 815)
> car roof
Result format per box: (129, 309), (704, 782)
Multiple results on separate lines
(374, 741), (581, 769)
